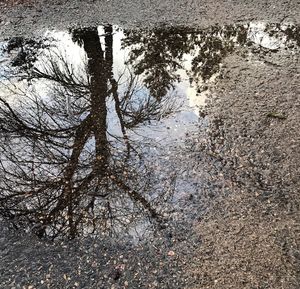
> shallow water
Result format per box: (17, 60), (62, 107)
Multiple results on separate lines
(0, 22), (299, 240)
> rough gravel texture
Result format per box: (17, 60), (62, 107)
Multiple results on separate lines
(187, 48), (300, 288)
(0, 218), (202, 289)
(0, 0), (300, 38)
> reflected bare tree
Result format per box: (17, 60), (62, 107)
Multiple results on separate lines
(0, 26), (177, 239)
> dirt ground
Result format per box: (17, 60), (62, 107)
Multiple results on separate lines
(0, 1), (300, 289)
(186, 49), (300, 288)
(0, 0), (300, 38)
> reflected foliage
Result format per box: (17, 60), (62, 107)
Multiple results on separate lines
(190, 24), (248, 82)
(123, 23), (299, 94)
(3, 36), (47, 69)
(123, 24), (249, 95)
(122, 27), (195, 99)
(265, 23), (300, 47)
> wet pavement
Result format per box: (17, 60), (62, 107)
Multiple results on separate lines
(0, 14), (299, 289)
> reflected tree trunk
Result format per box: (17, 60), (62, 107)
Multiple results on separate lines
(47, 27), (113, 238)
(81, 28), (109, 171)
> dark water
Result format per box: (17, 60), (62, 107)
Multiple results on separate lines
(0, 22), (299, 240)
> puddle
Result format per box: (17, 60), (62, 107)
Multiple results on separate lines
(0, 22), (299, 240)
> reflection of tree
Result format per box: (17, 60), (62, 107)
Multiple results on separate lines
(265, 23), (300, 47)
(122, 24), (249, 94)
(190, 25), (248, 82)
(2, 36), (47, 69)
(123, 23), (299, 95)
(122, 27), (195, 99)
(0, 26), (176, 239)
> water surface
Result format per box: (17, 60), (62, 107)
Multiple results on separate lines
(0, 22), (299, 240)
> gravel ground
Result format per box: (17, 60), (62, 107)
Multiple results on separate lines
(186, 46), (300, 288)
(0, 1), (300, 289)
(0, 0), (300, 38)
(0, 217), (203, 289)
